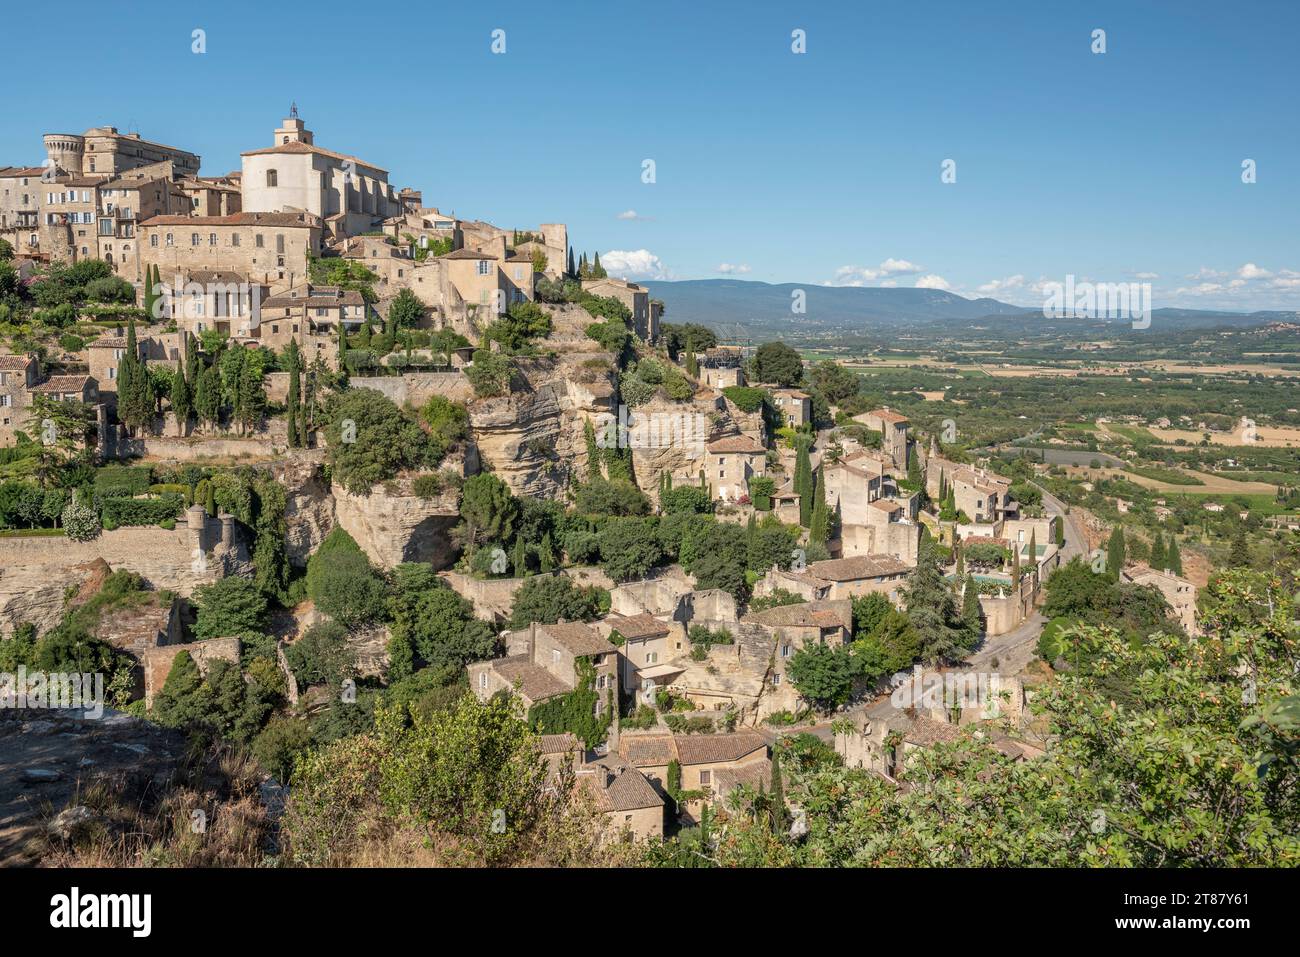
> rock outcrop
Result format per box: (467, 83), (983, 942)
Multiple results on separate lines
(332, 473), (461, 571)
(469, 354), (617, 498)
(267, 451), (335, 567)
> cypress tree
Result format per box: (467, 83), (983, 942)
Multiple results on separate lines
(286, 340), (301, 448)
(1054, 514), (1064, 547)
(1150, 533), (1166, 570)
(809, 468), (829, 545)
(593, 252), (606, 278)
(769, 749), (787, 833)
(1105, 525), (1126, 579)
(143, 265), (159, 321)
(1166, 535), (1183, 575)
(584, 419), (601, 480)
(512, 535), (526, 577)
(794, 437), (813, 526)
(567, 246), (576, 278)
(237, 358), (266, 435)
(961, 573), (982, 646)
(170, 358), (192, 436)
(539, 532), (555, 573)
(1028, 529), (1038, 582)
(685, 344), (699, 379)
(204, 480), (217, 517)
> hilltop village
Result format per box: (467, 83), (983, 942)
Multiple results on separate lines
(0, 114), (1250, 864)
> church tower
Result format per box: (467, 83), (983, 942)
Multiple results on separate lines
(273, 104), (313, 146)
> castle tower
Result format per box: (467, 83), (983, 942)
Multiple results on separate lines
(43, 133), (85, 176)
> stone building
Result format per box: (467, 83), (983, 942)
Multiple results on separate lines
(704, 434), (767, 502)
(753, 554), (911, 603)
(574, 760), (665, 842)
(239, 112), (401, 240)
(136, 211), (322, 288)
(467, 621), (619, 716)
(1123, 565), (1200, 636)
(38, 176), (102, 263)
(618, 730), (770, 823)
(581, 276), (660, 343)
(0, 166), (42, 252)
(770, 388), (811, 428)
(0, 354), (38, 446)
(180, 176), (242, 217)
(856, 407), (910, 468)
(44, 127), (200, 179)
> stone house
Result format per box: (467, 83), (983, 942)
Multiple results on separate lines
(39, 175), (103, 264)
(87, 332), (184, 404)
(259, 284), (368, 342)
(1123, 565), (1200, 636)
(704, 434), (767, 502)
(856, 407), (910, 467)
(741, 599), (853, 701)
(96, 162), (190, 272)
(467, 620), (619, 717)
(0, 166), (43, 249)
(179, 176), (242, 217)
(581, 276), (659, 343)
(770, 388), (811, 428)
(0, 354), (38, 446)
(137, 211), (323, 289)
(574, 760), (665, 841)
(597, 611), (686, 704)
(619, 730), (770, 823)
(754, 554), (911, 604)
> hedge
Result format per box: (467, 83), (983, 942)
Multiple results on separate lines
(100, 493), (184, 529)
(94, 465), (153, 496)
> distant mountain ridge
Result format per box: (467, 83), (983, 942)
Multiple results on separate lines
(640, 279), (1281, 331)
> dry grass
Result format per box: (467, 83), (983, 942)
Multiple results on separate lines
(38, 739), (273, 868)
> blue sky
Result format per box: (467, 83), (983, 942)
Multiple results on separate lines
(4, 0), (1298, 311)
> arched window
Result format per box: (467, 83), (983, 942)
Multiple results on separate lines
(266, 169), (278, 188)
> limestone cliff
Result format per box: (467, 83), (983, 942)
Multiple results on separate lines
(627, 392), (746, 499)
(332, 473), (461, 571)
(265, 451), (335, 567)
(468, 353), (616, 498)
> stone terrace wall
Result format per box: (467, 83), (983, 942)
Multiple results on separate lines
(0, 527), (218, 637)
(350, 373), (472, 408)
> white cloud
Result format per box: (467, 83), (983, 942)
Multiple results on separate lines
(976, 274), (1026, 295)
(914, 274), (951, 290)
(1134, 271), (1159, 280)
(717, 263), (751, 274)
(616, 209), (653, 221)
(830, 258), (923, 286)
(600, 249), (670, 280)
(1237, 262), (1271, 279)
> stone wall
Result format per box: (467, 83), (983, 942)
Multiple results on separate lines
(142, 637), (241, 708)
(122, 421), (289, 462)
(0, 528), (218, 637)
(350, 373), (473, 408)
